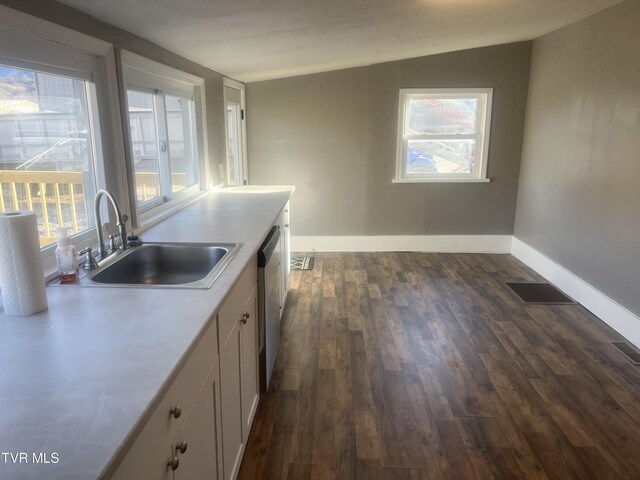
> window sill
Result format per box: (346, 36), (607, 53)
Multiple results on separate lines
(135, 189), (209, 234)
(392, 177), (491, 184)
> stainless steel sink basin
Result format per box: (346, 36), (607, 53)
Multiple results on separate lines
(87, 242), (241, 289)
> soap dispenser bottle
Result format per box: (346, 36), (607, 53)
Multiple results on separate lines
(55, 227), (78, 283)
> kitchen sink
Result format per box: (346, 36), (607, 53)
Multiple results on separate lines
(87, 242), (242, 289)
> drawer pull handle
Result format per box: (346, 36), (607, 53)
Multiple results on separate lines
(241, 312), (250, 324)
(169, 405), (182, 419)
(167, 456), (180, 471)
(176, 441), (188, 454)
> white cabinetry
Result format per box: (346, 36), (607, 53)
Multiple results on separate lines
(220, 320), (243, 480)
(240, 287), (259, 438)
(112, 316), (221, 480)
(217, 256), (259, 480)
(111, 259), (259, 480)
(172, 364), (222, 480)
(110, 199), (292, 480)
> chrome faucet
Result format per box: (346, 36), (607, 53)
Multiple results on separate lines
(94, 189), (129, 260)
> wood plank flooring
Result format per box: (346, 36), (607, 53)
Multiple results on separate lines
(238, 253), (640, 479)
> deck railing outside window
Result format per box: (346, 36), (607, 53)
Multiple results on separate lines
(0, 169), (169, 246)
(1, 66), (194, 248)
(0, 170), (86, 246)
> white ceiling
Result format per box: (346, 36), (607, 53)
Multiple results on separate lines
(57, 0), (624, 82)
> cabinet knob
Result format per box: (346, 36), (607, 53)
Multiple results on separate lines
(284, 224), (289, 228)
(176, 441), (188, 454)
(167, 456), (180, 471)
(241, 312), (250, 324)
(169, 405), (182, 419)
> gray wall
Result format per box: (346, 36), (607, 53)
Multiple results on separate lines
(246, 42), (532, 236)
(0, 0), (227, 185)
(514, 0), (640, 315)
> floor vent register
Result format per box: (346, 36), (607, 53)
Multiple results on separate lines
(507, 282), (576, 305)
(291, 256), (315, 270)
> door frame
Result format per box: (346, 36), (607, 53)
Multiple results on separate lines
(223, 77), (248, 185)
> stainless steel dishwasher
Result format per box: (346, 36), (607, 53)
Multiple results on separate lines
(258, 225), (281, 393)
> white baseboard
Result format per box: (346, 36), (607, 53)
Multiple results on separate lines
(511, 237), (640, 348)
(290, 234), (639, 348)
(291, 235), (512, 254)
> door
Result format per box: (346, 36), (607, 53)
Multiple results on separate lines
(223, 79), (247, 186)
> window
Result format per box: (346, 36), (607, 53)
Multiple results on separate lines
(127, 90), (161, 204)
(165, 94), (198, 193)
(0, 7), (128, 278)
(0, 65), (101, 247)
(394, 88), (493, 183)
(121, 51), (207, 220)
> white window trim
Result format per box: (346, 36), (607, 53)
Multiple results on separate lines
(0, 5), (129, 278)
(394, 87), (493, 184)
(119, 50), (210, 231)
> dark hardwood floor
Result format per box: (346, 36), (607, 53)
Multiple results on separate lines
(238, 253), (640, 479)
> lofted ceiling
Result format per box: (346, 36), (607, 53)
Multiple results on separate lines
(57, 0), (624, 82)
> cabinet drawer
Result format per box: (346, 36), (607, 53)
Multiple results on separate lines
(112, 317), (218, 479)
(218, 255), (257, 345)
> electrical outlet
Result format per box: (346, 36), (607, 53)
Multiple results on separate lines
(218, 163), (224, 180)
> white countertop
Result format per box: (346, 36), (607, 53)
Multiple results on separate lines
(0, 186), (293, 480)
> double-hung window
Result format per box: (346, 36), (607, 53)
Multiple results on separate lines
(0, 13), (125, 275)
(394, 88), (493, 183)
(121, 51), (207, 223)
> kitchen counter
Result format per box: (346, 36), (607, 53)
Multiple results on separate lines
(0, 186), (293, 480)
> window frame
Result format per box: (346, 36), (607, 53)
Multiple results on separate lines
(0, 5), (129, 278)
(119, 50), (209, 230)
(394, 87), (493, 183)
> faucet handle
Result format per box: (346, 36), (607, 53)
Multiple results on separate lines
(108, 233), (121, 253)
(79, 247), (99, 270)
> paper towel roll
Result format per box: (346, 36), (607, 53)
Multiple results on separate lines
(0, 211), (48, 316)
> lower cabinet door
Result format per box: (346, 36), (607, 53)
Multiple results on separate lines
(220, 321), (244, 480)
(240, 287), (259, 439)
(173, 364), (221, 480)
(112, 441), (174, 480)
